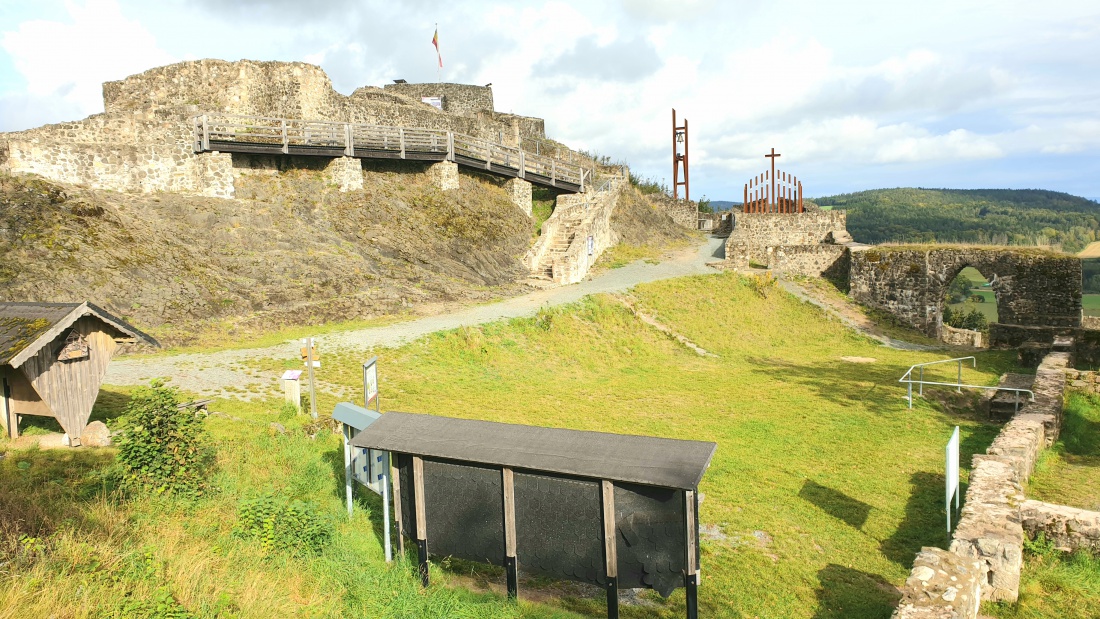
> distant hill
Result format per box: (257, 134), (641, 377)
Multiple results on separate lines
(710, 200), (741, 210)
(814, 188), (1100, 253)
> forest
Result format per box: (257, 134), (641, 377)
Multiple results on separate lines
(814, 188), (1100, 254)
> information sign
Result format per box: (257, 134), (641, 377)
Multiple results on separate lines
(946, 426), (960, 532)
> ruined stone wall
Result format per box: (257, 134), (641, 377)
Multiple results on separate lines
(942, 325), (983, 347)
(725, 210), (847, 262)
(644, 194), (698, 229)
(850, 247), (1082, 337)
(1020, 500), (1100, 552)
(892, 352), (1069, 618)
(1, 60), (567, 196)
(769, 245), (849, 278)
(383, 82), (494, 116)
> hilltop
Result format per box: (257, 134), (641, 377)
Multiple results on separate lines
(815, 188), (1100, 252)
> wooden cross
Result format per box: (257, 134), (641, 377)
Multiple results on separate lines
(765, 148), (780, 209)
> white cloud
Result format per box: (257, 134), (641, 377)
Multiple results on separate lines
(1, 0), (173, 127)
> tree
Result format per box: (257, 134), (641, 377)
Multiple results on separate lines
(946, 273), (972, 304)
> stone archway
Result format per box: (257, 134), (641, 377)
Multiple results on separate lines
(849, 246), (1081, 337)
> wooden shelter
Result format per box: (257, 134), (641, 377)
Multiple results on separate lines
(0, 302), (158, 443)
(352, 412), (716, 619)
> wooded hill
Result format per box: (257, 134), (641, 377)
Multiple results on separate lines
(814, 188), (1100, 253)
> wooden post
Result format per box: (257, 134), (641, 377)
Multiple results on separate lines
(399, 128), (406, 160)
(518, 150), (525, 180)
(685, 490), (699, 619)
(283, 377), (301, 412)
(345, 123), (354, 157)
(1, 377), (15, 440)
(502, 467), (518, 599)
(343, 425), (354, 518)
(447, 132), (455, 161)
(281, 119), (288, 155)
(201, 115), (210, 151)
(391, 459), (405, 557)
(601, 480), (619, 619)
(413, 456), (429, 587)
(305, 338), (318, 419)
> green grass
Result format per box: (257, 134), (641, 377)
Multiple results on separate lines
(594, 243), (663, 269)
(1027, 391), (1100, 511)
(1082, 294), (1100, 317)
(0, 273), (1020, 618)
(985, 537), (1100, 619)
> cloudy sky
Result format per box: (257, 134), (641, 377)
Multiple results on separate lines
(2, 0), (1099, 200)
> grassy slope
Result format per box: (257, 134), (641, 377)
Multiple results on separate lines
(0, 273), (1021, 618)
(1027, 391), (1100, 511)
(815, 188), (1100, 252)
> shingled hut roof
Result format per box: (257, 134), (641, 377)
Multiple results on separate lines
(0, 302), (157, 368)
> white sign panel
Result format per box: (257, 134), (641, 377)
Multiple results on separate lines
(587, 235), (594, 256)
(421, 96), (443, 110)
(363, 357), (379, 406)
(352, 446), (388, 496)
(946, 426), (960, 532)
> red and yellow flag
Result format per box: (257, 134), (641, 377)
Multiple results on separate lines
(432, 28), (442, 68)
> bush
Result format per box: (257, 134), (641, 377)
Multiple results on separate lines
(234, 493), (330, 555)
(115, 380), (214, 497)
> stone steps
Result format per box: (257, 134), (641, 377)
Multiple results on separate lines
(989, 373), (1037, 420)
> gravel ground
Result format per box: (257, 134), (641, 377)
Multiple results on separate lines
(104, 236), (728, 399)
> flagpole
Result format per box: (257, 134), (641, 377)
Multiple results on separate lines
(436, 23), (440, 84)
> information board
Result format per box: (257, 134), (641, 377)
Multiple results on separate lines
(946, 426), (960, 532)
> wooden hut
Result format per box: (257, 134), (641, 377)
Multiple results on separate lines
(0, 302), (158, 443)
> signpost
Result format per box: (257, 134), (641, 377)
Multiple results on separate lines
(280, 369), (302, 412)
(362, 356), (392, 562)
(946, 426), (960, 532)
(300, 338), (319, 419)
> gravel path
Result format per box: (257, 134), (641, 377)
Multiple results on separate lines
(104, 236), (728, 397)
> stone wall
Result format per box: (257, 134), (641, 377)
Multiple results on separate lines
(525, 178), (625, 284)
(1020, 500), (1100, 552)
(769, 245), (849, 278)
(850, 247), (1082, 338)
(725, 210), (848, 263)
(383, 82), (494, 116)
(942, 325), (983, 347)
(646, 194), (698, 229)
(1, 60), (566, 196)
(892, 352), (1070, 618)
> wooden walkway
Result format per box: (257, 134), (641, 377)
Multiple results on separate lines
(192, 114), (591, 193)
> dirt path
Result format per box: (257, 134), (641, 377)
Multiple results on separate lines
(104, 236), (728, 397)
(778, 280), (940, 351)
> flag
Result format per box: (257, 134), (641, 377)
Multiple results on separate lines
(432, 28), (442, 68)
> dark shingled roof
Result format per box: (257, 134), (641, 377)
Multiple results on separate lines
(0, 302), (158, 367)
(351, 412), (717, 490)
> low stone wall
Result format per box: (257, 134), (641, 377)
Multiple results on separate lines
(942, 326), (983, 347)
(725, 211), (847, 264)
(769, 244), (849, 278)
(1065, 369), (1100, 394)
(892, 352), (1070, 617)
(383, 82), (494, 117)
(646, 194), (698, 229)
(894, 548), (984, 618)
(549, 181), (624, 284)
(1020, 500), (1100, 551)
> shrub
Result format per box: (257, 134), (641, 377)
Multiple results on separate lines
(234, 493), (330, 555)
(115, 380), (214, 497)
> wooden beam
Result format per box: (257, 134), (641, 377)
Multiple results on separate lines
(390, 459), (404, 556)
(412, 455), (429, 587)
(685, 489), (699, 619)
(502, 467), (518, 599)
(601, 479), (619, 619)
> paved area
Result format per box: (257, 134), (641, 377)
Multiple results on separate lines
(104, 236), (728, 397)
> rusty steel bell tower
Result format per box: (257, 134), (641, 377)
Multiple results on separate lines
(672, 108), (689, 201)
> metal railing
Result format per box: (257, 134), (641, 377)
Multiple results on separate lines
(899, 356), (1035, 410)
(193, 113), (594, 191)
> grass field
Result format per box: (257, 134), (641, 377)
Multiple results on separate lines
(948, 267), (1000, 323)
(1082, 294), (1100, 317)
(1027, 391), (1100, 511)
(0, 272), (1022, 618)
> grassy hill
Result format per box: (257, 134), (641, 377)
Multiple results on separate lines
(814, 188), (1100, 253)
(0, 273), (1022, 618)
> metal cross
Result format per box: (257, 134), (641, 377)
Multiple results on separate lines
(765, 148), (780, 208)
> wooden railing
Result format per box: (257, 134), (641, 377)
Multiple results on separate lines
(193, 113), (590, 191)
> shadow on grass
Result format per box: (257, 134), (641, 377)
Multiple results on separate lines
(320, 442), (396, 559)
(799, 479), (872, 530)
(1063, 394), (1100, 458)
(812, 563), (900, 619)
(744, 355), (919, 412)
(879, 472), (949, 567)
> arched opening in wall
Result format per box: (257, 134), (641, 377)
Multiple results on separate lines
(942, 267), (999, 346)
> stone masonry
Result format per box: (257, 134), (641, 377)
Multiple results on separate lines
(0, 59), (568, 197)
(504, 178), (533, 217)
(725, 210), (854, 277)
(427, 161), (459, 191)
(892, 352), (1070, 618)
(324, 156), (364, 192)
(850, 246), (1082, 338)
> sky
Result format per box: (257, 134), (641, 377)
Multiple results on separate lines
(1, 0), (1099, 201)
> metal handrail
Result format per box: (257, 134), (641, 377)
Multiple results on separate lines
(898, 356), (1035, 410)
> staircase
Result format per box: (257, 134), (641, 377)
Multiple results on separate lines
(524, 175), (625, 285)
(988, 373), (1036, 420)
